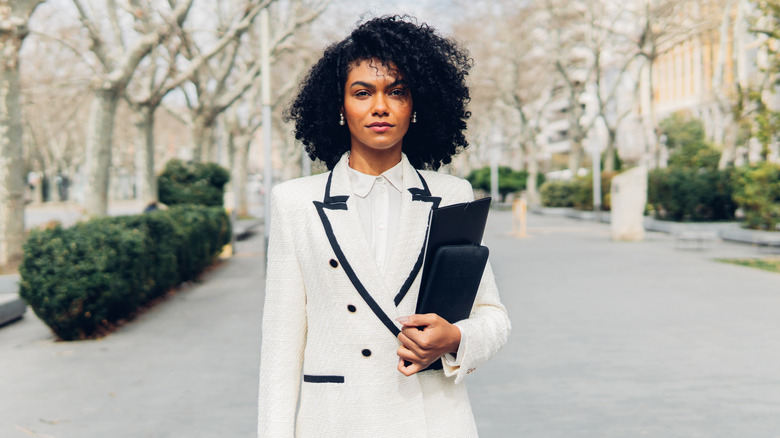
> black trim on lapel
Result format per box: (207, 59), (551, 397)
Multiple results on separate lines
(393, 170), (441, 307)
(323, 171), (349, 205)
(314, 171), (400, 338)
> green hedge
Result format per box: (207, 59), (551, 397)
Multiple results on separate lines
(733, 162), (780, 230)
(19, 205), (231, 341)
(539, 180), (578, 207)
(466, 166), (545, 200)
(158, 159), (230, 207)
(647, 168), (736, 222)
(539, 172), (617, 210)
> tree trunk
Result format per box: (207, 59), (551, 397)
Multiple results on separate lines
(0, 30), (26, 265)
(45, 168), (60, 202)
(640, 60), (659, 168)
(83, 88), (120, 216)
(134, 106), (157, 205)
(568, 138), (584, 174)
(603, 127), (617, 172)
(510, 137), (525, 170)
(234, 136), (251, 217)
(192, 118), (210, 163)
(718, 122), (737, 169)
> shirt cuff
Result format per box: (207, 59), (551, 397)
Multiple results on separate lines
(441, 325), (465, 378)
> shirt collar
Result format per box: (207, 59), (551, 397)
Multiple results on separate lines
(347, 158), (404, 198)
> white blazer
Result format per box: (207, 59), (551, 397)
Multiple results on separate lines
(258, 153), (511, 438)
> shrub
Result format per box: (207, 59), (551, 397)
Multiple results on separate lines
(646, 113), (736, 222)
(540, 172), (617, 210)
(158, 159), (230, 206)
(570, 171), (618, 211)
(660, 112), (721, 170)
(19, 206), (231, 341)
(466, 166), (546, 201)
(647, 168), (736, 222)
(732, 162), (780, 230)
(540, 180), (578, 207)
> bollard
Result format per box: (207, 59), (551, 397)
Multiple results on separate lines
(512, 198), (528, 238)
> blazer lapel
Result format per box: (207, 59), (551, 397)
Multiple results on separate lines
(385, 159), (441, 312)
(313, 154), (401, 337)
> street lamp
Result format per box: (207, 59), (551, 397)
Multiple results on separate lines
(490, 128), (503, 205)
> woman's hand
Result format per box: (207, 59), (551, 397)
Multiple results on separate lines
(396, 314), (461, 376)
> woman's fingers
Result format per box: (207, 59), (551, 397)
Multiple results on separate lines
(397, 314), (460, 376)
(397, 333), (431, 361)
(400, 325), (431, 349)
(396, 313), (437, 327)
(397, 357), (424, 376)
(396, 344), (422, 362)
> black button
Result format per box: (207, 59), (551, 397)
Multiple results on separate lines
(347, 305), (356, 313)
(361, 349), (371, 357)
(329, 259), (338, 268)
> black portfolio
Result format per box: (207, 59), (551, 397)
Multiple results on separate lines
(411, 197), (491, 372)
(415, 196), (491, 320)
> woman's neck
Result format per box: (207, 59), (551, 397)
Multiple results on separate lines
(348, 147), (402, 176)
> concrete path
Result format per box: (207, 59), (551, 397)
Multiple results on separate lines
(2, 211), (779, 437)
(0, 235), (265, 438)
(470, 211), (780, 438)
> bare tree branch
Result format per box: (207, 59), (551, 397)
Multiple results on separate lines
(106, 0), (125, 50)
(71, 0), (110, 68)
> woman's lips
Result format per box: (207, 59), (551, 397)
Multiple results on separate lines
(367, 122), (393, 133)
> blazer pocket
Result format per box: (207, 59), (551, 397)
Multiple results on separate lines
(303, 374), (344, 383)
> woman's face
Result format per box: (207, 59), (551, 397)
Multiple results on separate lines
(342, 59), (413, 157)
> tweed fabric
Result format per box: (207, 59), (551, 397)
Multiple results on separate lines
(257, 153), (511, 438)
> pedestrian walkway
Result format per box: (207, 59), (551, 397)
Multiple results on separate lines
(2, 210), (779, 437)
(0, 232), (265, 438)
(470, 211), (780, 437)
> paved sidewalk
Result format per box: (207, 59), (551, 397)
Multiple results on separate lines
(470, 211), (780, 437)
(2, 210), (779, 437)
(0, 234), (265, 438)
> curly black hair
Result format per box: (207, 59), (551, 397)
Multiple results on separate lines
(286, 15), (473, 170)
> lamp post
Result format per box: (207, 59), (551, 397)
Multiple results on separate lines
(592, 139), (601, 222)
(490, 129), (503, 205)
(260, 8), (272, 251)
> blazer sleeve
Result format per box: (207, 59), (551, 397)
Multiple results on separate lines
(441, 179), (511, 384)
(257, 186), (307, 437)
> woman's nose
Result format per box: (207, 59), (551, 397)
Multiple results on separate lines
(372, 94), (389, 116)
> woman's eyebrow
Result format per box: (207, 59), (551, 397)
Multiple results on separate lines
(349, 79), (407, 89)
(349, 81), (375, 89)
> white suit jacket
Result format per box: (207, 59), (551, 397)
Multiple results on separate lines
(258, 153), (511, 438)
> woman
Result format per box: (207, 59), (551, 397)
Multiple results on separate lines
(258, 15), (510, 438)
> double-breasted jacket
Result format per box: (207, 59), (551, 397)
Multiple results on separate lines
(257, 153), (511, 437)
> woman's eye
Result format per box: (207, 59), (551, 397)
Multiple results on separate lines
(390, 88), (406, 96)
(355, 90), (370, 97)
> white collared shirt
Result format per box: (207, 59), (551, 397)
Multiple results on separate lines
(347, 160), (403, 275)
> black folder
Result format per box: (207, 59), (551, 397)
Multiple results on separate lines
(410, 197), (490, 372)
(416, 196), (491, 315)
(417, 244), (489, 323)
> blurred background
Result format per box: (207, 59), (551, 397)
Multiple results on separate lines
(2, 2), (780, 436)
(2, 0), (779, 261)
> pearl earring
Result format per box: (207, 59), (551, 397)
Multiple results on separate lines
(339, 113), (345, 126)
(411, 111), (417, 124)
